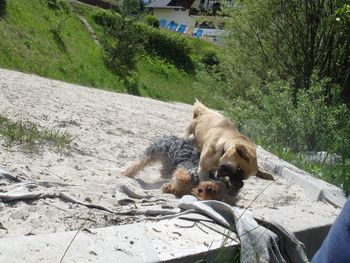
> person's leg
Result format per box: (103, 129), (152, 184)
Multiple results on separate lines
(312, 198), (350, 263)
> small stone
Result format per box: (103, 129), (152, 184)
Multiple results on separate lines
(74, 165), (83, 170)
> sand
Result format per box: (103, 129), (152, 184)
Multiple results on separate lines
(0, 68), (340, 238)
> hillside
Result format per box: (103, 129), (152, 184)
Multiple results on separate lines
(0, 0), (213, 103)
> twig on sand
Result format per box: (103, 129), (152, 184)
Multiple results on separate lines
(0, 191), (42, 201)
(59, 220), (88, 263)
(54, 192), (114, 213)
(0, 185), (114, 213)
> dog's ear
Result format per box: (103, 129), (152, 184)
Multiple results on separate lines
(235, 144), (251, 161)
(256, 166), (275, 181)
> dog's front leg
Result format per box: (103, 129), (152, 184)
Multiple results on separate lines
(198, 144), (217, 182)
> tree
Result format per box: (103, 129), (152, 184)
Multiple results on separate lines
(93, 10), (145, 77)
(221, 0), (350, 102)
(122, 0), (141, 16)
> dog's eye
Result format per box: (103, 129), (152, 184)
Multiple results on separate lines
(206, 187), (212, 193)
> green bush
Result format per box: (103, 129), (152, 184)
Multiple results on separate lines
(144, 14), (159, 28)
(92, 9), (120, 28)
(138, 23), (194, 72)
(94, 11), (145, 77)
(228, 74), (349, 152)
(46, 0), (70, 13)
(122, 0), (141, 15)
(220, 74), (350, 193)
(0, 0), (6, 18)
(200, 47), (219, 67)
(222, 0), (350, 102)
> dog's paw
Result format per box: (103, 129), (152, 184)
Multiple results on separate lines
(161, 183), (172, 194)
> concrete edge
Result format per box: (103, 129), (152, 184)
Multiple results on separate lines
(257, 147), (347, 208)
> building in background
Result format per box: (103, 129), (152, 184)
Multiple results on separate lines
(146, 0), (232, 42)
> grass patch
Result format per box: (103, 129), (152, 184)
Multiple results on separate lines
(0, 115), (74, 152)
(275, 148), (350, 195)
(0, 0), (124, 92)
(136, 55), (197, 103)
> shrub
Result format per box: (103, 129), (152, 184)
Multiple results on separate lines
(217, 74), (350, 193)
(228, 74), (349, 152)
(200, 48), (219, 67)
(222, 0), (350, 102)
(47, 0), (70, 14)
(95, 12), (145, 77)
(92, 9), (120, 28)
(0, 0), (6, 18)
(144, 14), (159, 28)
(138, 24), (194, 72)
(122, 0), (141, 15)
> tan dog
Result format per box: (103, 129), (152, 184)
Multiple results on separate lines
(121, 135), (241, 203)
(186, 100), (274, 182)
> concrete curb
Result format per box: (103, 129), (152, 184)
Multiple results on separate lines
(257, 146), (347, 208)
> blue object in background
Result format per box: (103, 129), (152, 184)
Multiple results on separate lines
(177, 24), (187, 33)
(194, 29), (203, 37)
(312, 198), (350, 263)
(159, 19), (167, 28)
(168, 21), (178, 31)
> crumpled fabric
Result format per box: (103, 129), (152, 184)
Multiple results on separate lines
(178, 195), (309, 263)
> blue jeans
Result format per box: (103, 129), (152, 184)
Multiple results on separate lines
(312, 198), (350, 263)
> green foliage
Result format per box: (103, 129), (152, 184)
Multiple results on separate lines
(121, 0), (140, 16)
(50, 16), (67, 51)
(0, 0), (6, 18)
(200, 47), (219, 68)
(144, 14), (159, 28)
(222, 0), (350, 100)
(93, 12), (206, 74)
(93, 10), (145, 77)
(92, 9), (119, 27)
(46, 0), (70, 14)
(138, 23), (195, 72)
(218, 74), (350, 193)
(227, 74), (349, 152)
(202, 0), (350, 193)
(135, 55), (197, 103)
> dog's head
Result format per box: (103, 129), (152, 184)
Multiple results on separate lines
(192, 180), (225, 201)
(218, 143), (274, 181)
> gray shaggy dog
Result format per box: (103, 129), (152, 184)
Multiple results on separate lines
(121, 135), (242, 202)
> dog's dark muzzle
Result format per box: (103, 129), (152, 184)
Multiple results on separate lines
(217, 164), (245, 191)
(217, 165), (234, 178)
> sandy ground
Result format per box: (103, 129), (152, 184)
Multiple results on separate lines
(0, 69), (340, 238)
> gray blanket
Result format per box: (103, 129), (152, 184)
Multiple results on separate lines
(177, 196), (309, 263)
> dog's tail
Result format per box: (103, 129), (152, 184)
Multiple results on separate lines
(192, 99), (211, 119)
(121, 157), (156, 178)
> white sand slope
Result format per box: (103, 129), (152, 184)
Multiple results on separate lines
(0, 69), (341, 239)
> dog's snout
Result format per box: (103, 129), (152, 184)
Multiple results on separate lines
(217, 164), (234, 177)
